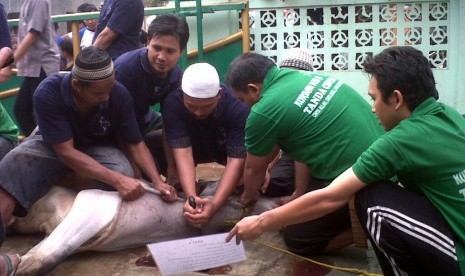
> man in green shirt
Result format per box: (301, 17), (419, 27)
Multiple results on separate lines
(225, 52), (383, 256)
(226, 47), (465, 275)
(0, 47), (19, 161)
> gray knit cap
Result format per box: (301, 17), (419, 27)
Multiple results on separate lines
(72, 46), (114, 82)
(279, 48), (313, 71)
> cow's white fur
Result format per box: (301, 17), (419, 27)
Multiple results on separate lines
(10, 181), (275, 275)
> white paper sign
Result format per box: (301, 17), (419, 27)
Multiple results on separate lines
(147, 233), (246, 276)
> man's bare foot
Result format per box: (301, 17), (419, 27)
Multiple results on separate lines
(0, 253), (20, 276)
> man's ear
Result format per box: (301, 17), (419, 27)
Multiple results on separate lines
(247, 83), (262, 96)
(390, 90), (404, 110)
(71, 78), (79, 91)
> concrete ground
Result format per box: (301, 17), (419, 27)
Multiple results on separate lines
(1, 163), (382, 276)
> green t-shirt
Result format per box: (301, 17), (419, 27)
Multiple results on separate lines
(246, 66), (383, 180)
(0, 103), (19, 142)
(352, 98), (465, 273)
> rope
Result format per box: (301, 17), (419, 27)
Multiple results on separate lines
(251, 239), (383, 276)
(142, 184), (381, 275)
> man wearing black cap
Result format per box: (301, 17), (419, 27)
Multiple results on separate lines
(0, 47), (176, 251)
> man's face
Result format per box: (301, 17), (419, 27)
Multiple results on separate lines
(183, 92), (220, 120)
(76, 74), (115, 107)
(368, 76), (399, 131)
(147, 35), (182, 78)
(232, 86), (260, 108)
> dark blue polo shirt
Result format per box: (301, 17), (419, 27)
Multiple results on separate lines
(114, 47), (183, 132)
(163, 84), (249, 163)
(93, 0), (144, 60)
(33, 73), (142, 148)
(0, 3), (12, 49)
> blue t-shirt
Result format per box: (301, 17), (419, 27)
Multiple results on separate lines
(0, 3), (12, 49)
(93, 0), (144, 60)
(33, 73), (143, 148)
(114, 47), (183, 132)
(163, 85), (249, 162)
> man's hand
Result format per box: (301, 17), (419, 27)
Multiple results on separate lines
(225, 215), (265, 245)
(273, 190), (305, 208)
(260, 171), (271, 194)
(183, 197), (215, 227)
(154, 182), (177, 202)
(0, 66), (11, 83)
(115, 176), (145, 201)
(0, 47), (13, 83)
(238, 189), (260, 206)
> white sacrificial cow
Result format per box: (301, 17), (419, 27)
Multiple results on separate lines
(9, 181), (276, 275)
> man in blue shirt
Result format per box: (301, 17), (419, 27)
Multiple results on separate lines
(93, 0), (144, 60)
(163, 63), (249, 227)
(0, 3), (22, 274)
(0, 1), (11, 50)
(0, 47), (176, 253)
(114, 14), (189, 182)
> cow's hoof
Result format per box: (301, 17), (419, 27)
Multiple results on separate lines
(135, 253), (156, 267)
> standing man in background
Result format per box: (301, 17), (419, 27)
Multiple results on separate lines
(13, 0), (60, 136)
(93, 0), (144, 60)
(0, 0), (12, 52)
(0, 0), (14, 81)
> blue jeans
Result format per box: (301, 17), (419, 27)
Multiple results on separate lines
(0, 135), (133, 217)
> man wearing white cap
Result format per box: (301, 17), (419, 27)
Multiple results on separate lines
(162, 62), (250, 227)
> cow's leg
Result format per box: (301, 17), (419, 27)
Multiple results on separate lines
(17, 189), (121, 276)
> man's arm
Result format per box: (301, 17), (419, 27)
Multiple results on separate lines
(162, 129), (178, 185)
(211, 157), (245, 213)
(52, 139), (144, 201)
(14, 30), (39, 62)
(0, 47), (13, 82)
(172, 147), (197, 198)
(227, 167), (366, 243)
(293, 161), (311, 196)
(275, 161), (310, 206)
(93, 27), (118, 50)
(125, 140), (176, 202)
(239, 146), (279, 205)
(185, 156), (245, 226)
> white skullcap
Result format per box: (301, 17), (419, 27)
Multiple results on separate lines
(182, 63), (220, 98)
